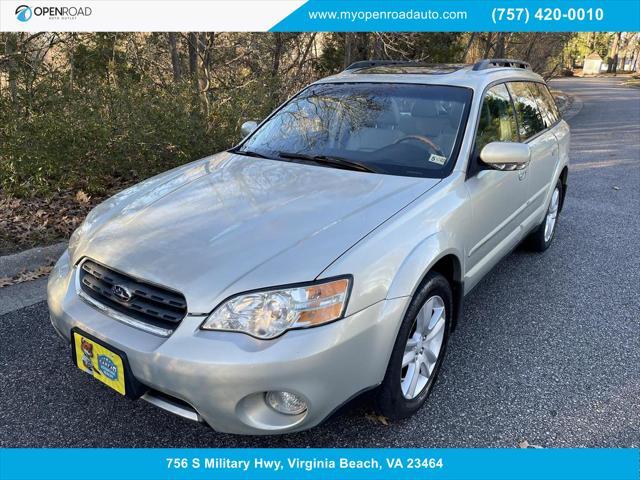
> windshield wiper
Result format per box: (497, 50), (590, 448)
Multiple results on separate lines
(277, 151), (376, 173)
(231, 148), (271, 159)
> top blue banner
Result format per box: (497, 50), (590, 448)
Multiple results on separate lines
(271, 0), (640, 31)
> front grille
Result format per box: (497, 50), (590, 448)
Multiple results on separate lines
(79, 259), (187, 331)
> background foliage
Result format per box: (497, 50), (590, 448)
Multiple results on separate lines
(2, 32), (638, 200)
(1, 32), (638, 253)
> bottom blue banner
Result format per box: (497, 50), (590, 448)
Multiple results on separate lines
(0, 448), (638, 480)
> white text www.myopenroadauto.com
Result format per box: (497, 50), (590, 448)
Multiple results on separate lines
(307, 9), (468, 22)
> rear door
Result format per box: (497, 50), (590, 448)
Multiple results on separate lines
(464, 83), (530, 291)
(535, 83), (570, 176)
(507, 81), (560, 228)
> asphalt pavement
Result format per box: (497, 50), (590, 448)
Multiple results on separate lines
(1, 76), (638, 448)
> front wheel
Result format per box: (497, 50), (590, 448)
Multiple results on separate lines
(527, 179), (563, 252)
(376, 272), (452, 420)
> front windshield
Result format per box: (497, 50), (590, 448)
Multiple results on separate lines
(238, 82), (471, 177)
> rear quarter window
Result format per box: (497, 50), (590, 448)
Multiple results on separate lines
(534, 83), (561, 126)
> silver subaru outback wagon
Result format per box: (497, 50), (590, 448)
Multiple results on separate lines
(48, 59), (570, 435)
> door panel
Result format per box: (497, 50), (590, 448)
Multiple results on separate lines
(464, 169), (529, 291)
(463, 83), (529, 292)
(525, 131), (559, 223)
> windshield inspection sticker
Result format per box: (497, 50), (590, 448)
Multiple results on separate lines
(428, 154), (447, 166)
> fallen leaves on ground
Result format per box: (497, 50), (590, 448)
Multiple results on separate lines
(75, 190), (91, 204)
(365, 413), (390, 426)
(0, 263), (54, 289)
(0, 187), (121, 255)
(518, 439), (543, 449)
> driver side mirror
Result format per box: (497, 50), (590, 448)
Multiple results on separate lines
(479, 142), (531, 171)
(240, 120), (258, 138)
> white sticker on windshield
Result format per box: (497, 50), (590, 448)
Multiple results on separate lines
(428, 154), (447, 166)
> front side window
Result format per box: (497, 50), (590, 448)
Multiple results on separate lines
(238, 83), (472, 178)
(475, 83), (519, 153)
(507, 82), (546, 140)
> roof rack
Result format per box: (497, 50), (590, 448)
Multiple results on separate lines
(472, 58), (531, 71)
(344, 60), (425, 71)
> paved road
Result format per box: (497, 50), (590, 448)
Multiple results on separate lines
(1, 77), (638, 448)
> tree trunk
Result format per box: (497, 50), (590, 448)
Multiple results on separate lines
(197, 33), (209, 93)
(295, 33), (317, 76)
(481, 33), (494, 58)
(186, 32), (203, 116)
(343, 33), (353, 68)
(372, 33), (384, 59)
(187, 32), (198, 83)
(168, 32), (182, 82)
(343, 33), (369, 68)
(607, 32), (621, 73)
(204, 32), (215, 72)
(460, 33), (476, 62)
(524, 33), (539, 62)
(494, 33), (506, 58)
(272, 32), (284, 77)
(355, 33), (369, 61)
(631, 46), (640, 72)
(5, 33), (19, 107)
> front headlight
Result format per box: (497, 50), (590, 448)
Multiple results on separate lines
(200, 277), (351, 339)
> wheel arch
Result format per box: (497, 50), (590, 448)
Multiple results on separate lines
(559, 165), (569, 212)
(428, 254), (464, 330)
(406, 253), (464, 332)
(387, 235), (465, 332)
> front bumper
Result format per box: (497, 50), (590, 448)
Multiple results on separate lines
(47, 251), (408, 435)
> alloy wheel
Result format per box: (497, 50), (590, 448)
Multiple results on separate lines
(544, 187), (560, 242)
(400, 295), (446, 400)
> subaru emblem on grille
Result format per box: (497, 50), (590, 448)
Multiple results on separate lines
(111, 285), (133, 302)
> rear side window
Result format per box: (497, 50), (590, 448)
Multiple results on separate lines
(533, 83), (561, 126)
(508, 82), (546, 140)
(475, 83), (519, 152)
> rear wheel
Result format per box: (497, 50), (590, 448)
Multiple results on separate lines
(376, 272), (452, 420)
(527, 179), (562, 252)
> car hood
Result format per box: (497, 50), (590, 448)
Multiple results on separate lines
(75, 152), (439, 313)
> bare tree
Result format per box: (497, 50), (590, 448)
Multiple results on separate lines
(187, 32), (198, 85)
(168, 32), (182, 82)
(607, 32), (622, 73)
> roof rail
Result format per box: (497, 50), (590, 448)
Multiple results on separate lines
(472, 58), (530, 71)
(344, 60), (423, 71)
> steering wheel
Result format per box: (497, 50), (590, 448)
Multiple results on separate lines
(392, 135), (444, 157)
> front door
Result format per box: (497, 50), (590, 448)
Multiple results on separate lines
(464, 83), (530, 292)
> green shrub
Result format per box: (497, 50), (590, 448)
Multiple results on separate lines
(0, 79), (266, 198)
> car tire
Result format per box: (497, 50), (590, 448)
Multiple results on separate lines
(376, 272), (452, 420)
(527, 178), (563, 252)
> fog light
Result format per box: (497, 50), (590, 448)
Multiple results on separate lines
(265, 391), (307, 415)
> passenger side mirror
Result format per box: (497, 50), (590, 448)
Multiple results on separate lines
(479, 142), (531, 171)
(240, 120), (258, 138)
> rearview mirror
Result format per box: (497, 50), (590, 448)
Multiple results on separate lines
(240, 120), (258, 138)
(479, 142), (531, 171)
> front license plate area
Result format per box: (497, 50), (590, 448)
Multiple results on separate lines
(71, 328), (145, 398)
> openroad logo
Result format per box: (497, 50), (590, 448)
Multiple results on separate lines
(15, 4), (92, 22)
(15, 4), (32, 22)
